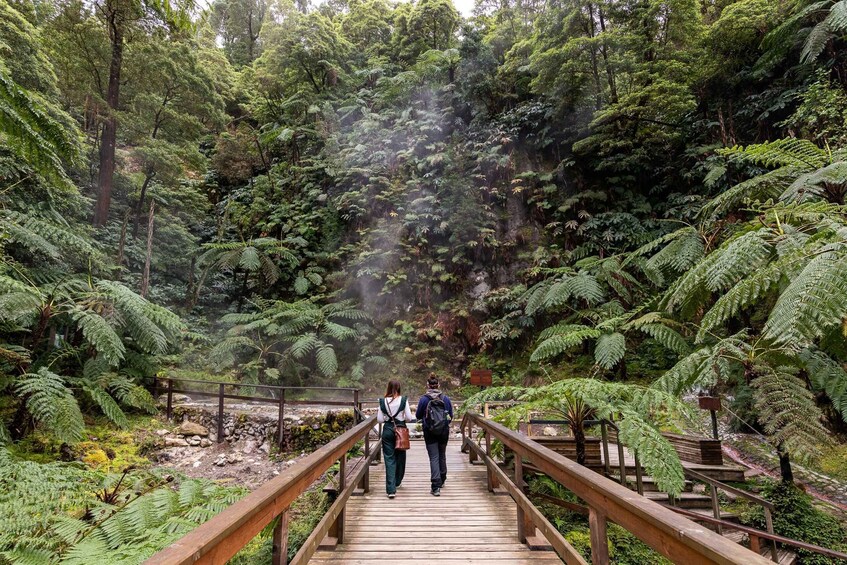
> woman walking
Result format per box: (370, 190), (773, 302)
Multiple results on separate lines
(377, 380), (414, 499)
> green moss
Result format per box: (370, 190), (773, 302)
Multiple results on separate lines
(8, 415), (161, 471)
(817, 444), (847, 482)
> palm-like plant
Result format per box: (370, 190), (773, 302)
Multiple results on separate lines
(702, 139), (847, 219)
(197, 237), (301, 306)
(212, 299), (369, 382)
(464, 379), (689, 496)
(530, 307), (690, 374)
(0, 66), (79, 189)
(764, 0), (847, 64)
(0, 267), (182, 442)
(653, 333), (836, 480)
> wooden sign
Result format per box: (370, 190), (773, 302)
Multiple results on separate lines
(698, 396), (721, 411)
(469, 369), (492, 387)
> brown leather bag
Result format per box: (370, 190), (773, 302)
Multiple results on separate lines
(383, 397), (410, 450)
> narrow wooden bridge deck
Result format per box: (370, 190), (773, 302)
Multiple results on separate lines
(310, 441), (563, 565)
(146, 413), (777, 565)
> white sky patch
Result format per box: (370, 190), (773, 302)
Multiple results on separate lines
(452, 0), (474, 17)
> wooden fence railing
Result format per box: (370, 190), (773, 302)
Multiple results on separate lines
(461, 412), (771, 565)
(152, 376), (360, 446)
(143, 414), (377, 565)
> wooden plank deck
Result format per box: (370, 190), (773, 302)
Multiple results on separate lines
(309, 440), (564, 564)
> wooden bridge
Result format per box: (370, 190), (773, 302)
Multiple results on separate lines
(147, 410), (813, 565)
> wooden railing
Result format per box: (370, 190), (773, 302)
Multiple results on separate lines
(683, 467), (778, 561)
(152, 376), (360, 446)
(461, 412), (771, 565)
(669, 506), (847, 562)
(144, 414), (377, 565)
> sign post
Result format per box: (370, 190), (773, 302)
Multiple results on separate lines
(469, 368), (493, 387)
(698, 396), (721, 440)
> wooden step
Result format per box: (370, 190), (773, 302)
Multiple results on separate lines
(621, 475), (693, 492)
(647, 491), (714, 509)
(720, 530), (797, 565)
(685, 508), (740, 523)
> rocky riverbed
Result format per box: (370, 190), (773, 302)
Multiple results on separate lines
(148, 395), (359, 489)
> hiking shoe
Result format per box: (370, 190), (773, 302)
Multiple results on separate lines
(387, 493), (395, 499)
(430, 488), (441, 496)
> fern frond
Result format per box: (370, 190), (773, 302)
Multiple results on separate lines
(83, 385), (129, 428)
(594, 332), (626, 369)
(315, 344), (338, 377)
(71, 307), (125, 366)
(531, 326), (601, 362)
(764, 248), (847, 346)
(751, 365), (831, 461)
(15, 369), (84, 444)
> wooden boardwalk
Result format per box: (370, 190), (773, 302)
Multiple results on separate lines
(309, 440), (564, 565)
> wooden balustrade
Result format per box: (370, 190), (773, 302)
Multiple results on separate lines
(143, 414), (377, 565)
(461, 412), (771, 565)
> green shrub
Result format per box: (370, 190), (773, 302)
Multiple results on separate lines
(741, 481), (847, 565)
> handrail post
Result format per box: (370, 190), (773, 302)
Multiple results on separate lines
(616, 439), (626, 486)
(764, 508), (778, 562)
(588, 506), (609, 565)
(362, 432), (370, 493)
(600, 420), (610, 477)
(353, 389), (359, 423)
(515, 453), (533, 543)
(329, 453), (347, 544)
(633, 451), (644, 495)
(749, 533), (761, 555)
(166, 378), (173, 420)
(710, 484), (722, 535)
(483, 402), (489, 419)
(484, 431), (498, 491)
(278, 388), (286, 449)
(272, 509), (290, 565)
(216, 383), (227, 440)
(468, 420), (478, 464)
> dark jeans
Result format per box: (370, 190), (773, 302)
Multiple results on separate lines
(424, 430), (448, 489)
(381, 423), (406, 494)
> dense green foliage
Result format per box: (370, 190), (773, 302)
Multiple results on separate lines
(4, 0), (847, 557)
(0, 449), (247, 564)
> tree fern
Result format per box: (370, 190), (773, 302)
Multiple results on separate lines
(798, 348), (847, 419)
(763, 247), (847, 346)
(751, 365), (831, 461)
(530, 326), (601, 362)
(14, 369), (84, 444)
(705, 229), (774, 292)
(463, 380), (689, 495)
(0, 69), (78, 189)
(71, 307), (126, 367)
(83, 385), (129, 429)
(594, 332), (626, 369)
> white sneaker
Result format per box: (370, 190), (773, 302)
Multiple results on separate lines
(387, 493), (395, 499)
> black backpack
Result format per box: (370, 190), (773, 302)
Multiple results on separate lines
(425, 394), (449, 435)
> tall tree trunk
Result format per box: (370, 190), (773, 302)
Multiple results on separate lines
(116, 209), (129, 280)
(140, 200), (155, 298)
(132, 171), (154, 237)
(598, 7), (618, 104)
(777, 443), (794, 484)
(572, 420), (586, 466)
(93, 8), (125, 227)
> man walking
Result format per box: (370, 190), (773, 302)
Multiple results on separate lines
(416, 375), (453, 496)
